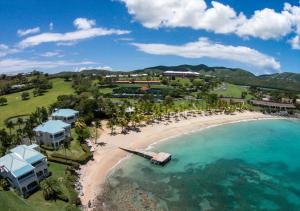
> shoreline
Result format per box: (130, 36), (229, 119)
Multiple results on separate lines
(78, 111), (283, 208)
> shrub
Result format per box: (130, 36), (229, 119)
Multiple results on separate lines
(0, 178), (10, 191)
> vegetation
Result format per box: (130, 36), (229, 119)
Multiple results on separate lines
(0, 78), (74, 128)
(0, 66), (299, 210)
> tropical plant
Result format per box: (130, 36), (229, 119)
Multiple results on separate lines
(5, 121), (14, 135)
(63, 137), (71, 163)
(40, 178), (62, 201)
(75, 119), (90, 143)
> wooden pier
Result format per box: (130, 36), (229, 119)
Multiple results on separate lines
(119, 147), (171, 165)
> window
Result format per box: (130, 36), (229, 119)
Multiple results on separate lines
(32, 160), (43, 167)
(54, 132), (64, 138)
(36, 171), (43, 177)
(18, 171), (34, 182)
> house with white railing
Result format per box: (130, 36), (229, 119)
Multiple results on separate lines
(34, 120), (71, 150)
(51, 108), (79, 125)
(0, 144), (48, 196)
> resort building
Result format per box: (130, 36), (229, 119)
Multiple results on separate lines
(51, 108), (79, 125)
(0, 144), (48, 196)
(163, 71), (200, 78)
(250, 100), (296, 110)
(220, 98), (246, 105)
(34, 120), (71, 150)
(262, 95), (271, 101)
(281, 97), (294, 104)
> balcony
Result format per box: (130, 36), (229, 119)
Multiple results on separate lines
(18, 172), (36, 184)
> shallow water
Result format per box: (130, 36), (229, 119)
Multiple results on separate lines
(99, 119), (300, 211)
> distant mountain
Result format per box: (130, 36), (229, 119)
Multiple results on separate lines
(133, 65), (300, 92)
(53, 69), (122, 77)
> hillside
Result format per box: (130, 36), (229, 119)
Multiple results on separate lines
(133, 65), (300, 92)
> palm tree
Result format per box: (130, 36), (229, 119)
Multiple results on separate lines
(5, 121), (14, 135)
(107, 118), (116, 134)
(40, 178), (62, 201)
(23, 121), (34, 144)
(75, 119), (90, 143)
(63, 137), (71, 164)
(94, 120), (101, 144)
(17, 117), (23, 130)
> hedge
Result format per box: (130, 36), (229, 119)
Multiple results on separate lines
(49, 142), (92, 165)
(47, 156), (79, 168)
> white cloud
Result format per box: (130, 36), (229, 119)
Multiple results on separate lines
(18, 18), (130, 48)
(40, 51), (64, 57)
(237, 8), (292, 40)
(120, 0), (244, 33)
(73, 18), (95, 30)
(49, 22), (54, 31)
(0, 44), (19, 57)
(78, 66), (113, 71)
(0, 58), (96, 73)
(17, 27), (40, 37)
(120, 0), (300, 44)
(289, 35), (300, 49)
(133, 38), (280, 72)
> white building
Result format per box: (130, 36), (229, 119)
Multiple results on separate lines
(51, 108), (79, 125)
(0, 144), (48, 196)
(163, 71), (200, 77)
(34, 120), (71, 150)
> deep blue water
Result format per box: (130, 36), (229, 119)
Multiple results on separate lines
(102, 119), (300, 210)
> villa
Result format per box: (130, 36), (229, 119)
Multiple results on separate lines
(51, 108), (79, 125)
(0, 144), (48, 196)
(34, 120), (71, 150)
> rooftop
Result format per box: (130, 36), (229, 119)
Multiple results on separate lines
(34, 120), (70, 134)
(251, 100), (296, 108)
(52, 108), (78, 117)
(10, 145), (45, 164)
(0, 145), (44, 178)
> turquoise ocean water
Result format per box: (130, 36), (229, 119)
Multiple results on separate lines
(101, 119), (300, 210)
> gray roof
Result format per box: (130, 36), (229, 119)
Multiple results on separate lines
(34, 120), (70, 134)
(52, 109), (78, 117)
(10, 145), (45, 164)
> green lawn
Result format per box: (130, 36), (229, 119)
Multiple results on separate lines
(48, 129), (86, 159)
(0, 78), (74, 128)
(0, 162), (79, 211)
(212, 83), (253, 99)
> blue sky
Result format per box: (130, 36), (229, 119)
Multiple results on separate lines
(0, 0), (299, 75)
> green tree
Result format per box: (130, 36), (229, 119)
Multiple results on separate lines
(5, 121), (14, 135)
(40, 178), (62, 201)
(107, 118), (116, 134)
(21, 92), (30, 100)
(16, 117), (24, 130)
(75, 119), (90, 143)
(0, 97), (7, 106)
(0, 129), (10, 156)
(63, 137), (71, 164)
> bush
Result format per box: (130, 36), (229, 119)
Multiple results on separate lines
(0, 178), (10, 191)
(47, 156), (79, 168)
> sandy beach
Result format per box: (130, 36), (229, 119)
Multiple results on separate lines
(78, 111), (279, 207)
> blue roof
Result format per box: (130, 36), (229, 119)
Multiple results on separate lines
(0, 153), (34, 177)
(10, 145), (45, 164)
(52, 109), (78, 117)
(34, 120), (70, 134)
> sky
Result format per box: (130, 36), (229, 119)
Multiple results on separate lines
(0, 0), (299, 75)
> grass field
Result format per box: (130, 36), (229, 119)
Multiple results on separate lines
(0, 162), (79, 211)
(212, 83), (253, 99)
(0, 78), (74, 128)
